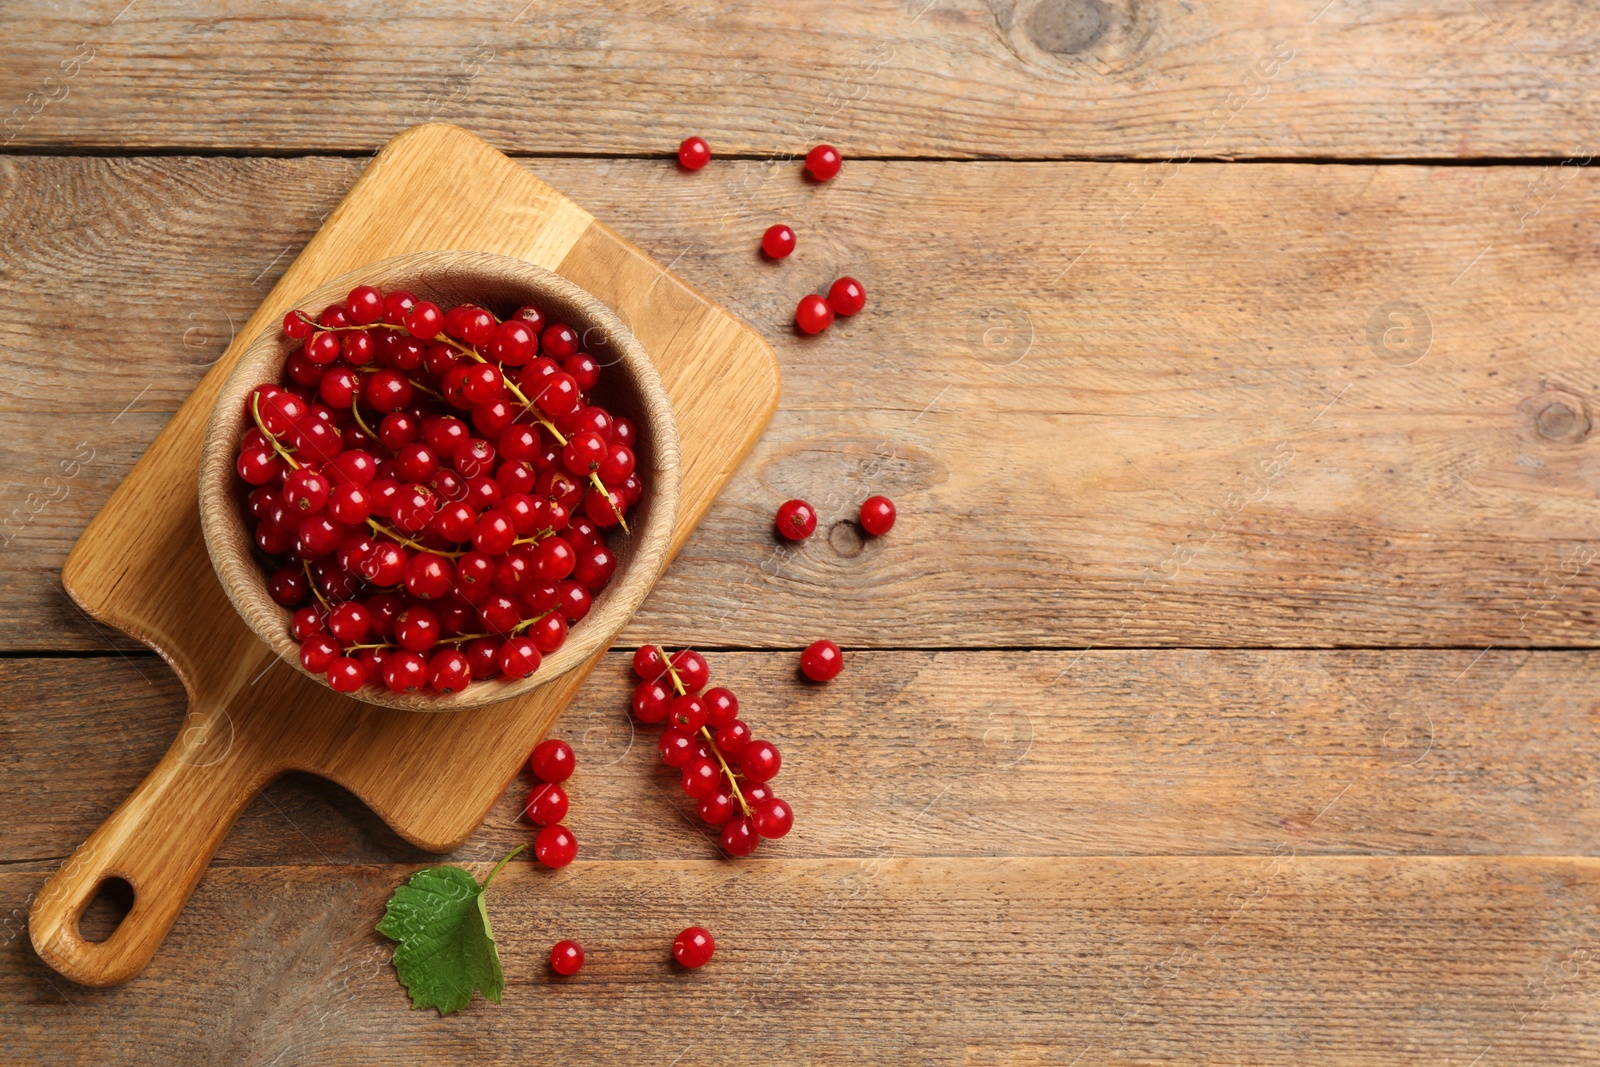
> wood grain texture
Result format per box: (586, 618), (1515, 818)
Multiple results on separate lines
(25, 124), (777, 988)
(5, 857), (1600, 1064)
(6, 156), (1600, 651)
(5, 650), (1597, 869)
(3, 1), (1600, 159)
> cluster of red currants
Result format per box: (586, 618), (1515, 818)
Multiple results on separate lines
(234, 283), (644, 697)
(674, 136), (863, 336)
(525, 737), (579, 869)
(630, 646), (794, 856)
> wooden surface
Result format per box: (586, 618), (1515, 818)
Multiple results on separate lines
(25, 125), (776, 988)
(5, 2), (1600, 1063)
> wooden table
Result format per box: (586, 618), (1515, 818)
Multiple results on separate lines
(4, 3), (1600, 1063)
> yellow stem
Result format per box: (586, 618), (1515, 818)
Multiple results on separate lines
(251, 393), (301, 470)
(365, 518), (468, 558)
(656, 646), (750, 817)
(302, 559), (331, 611)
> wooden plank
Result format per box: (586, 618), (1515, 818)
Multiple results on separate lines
(4, 856), (1598, 1063)
(3, 2), (1600, 159)
(5, 649), (1597, 868)
(6, 156), (1600, 650)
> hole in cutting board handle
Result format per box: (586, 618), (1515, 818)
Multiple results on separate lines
(78, 876), (134, 944)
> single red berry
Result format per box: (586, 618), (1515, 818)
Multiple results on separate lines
(428, 649), (472, 693)
(529, 611), (568, 654)
(681, 757), (720, 800)
(291, 605), (325, 641)
(525, 782), (569, 826)
(673, 926), (715, 968)
(268, 565), (309, 607)
(698, 790), (735, 826)
(800, 639), (842, 682)
(534, 824), (578, 868)
(345, 285), (384, 325)
(382, 650), (428, 693)
(499, 637), (542, 679)
(541, 323), (580, 360)
(669, 693), (709, 732)
(659, 728), (697, 769)
(669, 649), (710, 691)
(775, 499), (817, 541)
(715, 719), (752, 755)
(739, 739), (781, 783)
(530, 737), (576, 783)
(762, 224), (796, 259)
(282, 310), (313, 340)
(702, 687), (739, 727)
(805, 144), (842, 181)
(404, 301), (444, 340)
(550, 940), (585, 976)
(827, 276), (866, 317)
(859, 495), (896, 535)
(795, 294), (834, 335)
(327, 601), (372, 644)
(393, 605), (440, 653)
(326, 656), (367, 693)
(753, 796), (794, 839)
(721, 815), (760, 856)
(678, 136), (711, 170)
(633, 680), (672, 723)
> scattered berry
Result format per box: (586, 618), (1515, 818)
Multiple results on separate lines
(673, 926), (715, 968)
(805, 144), (842, 181)
(762, 224), (796, 259)
(525, 782), (570, 826)
(678, 136), (711, 170)
(530, 738), (576, 783)
(550, 940), (585, 976)
(800, 639), (842, 682)
(827, 276), (866, 316)
(775, 499), (817, 541)
(859, 495), (896, 535)
(534, 824), (578, 868)
(795, 294), (834, 335)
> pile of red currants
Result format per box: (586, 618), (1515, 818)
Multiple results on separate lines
(631, 646), (794, 856)
(234, 284), (644, 698)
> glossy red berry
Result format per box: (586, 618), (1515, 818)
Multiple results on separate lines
(669, 649), (710, 692)
(283, 310), (313, 340)
(499, 637), (542, 679)
(382, 650), (428, 693)
(345, 284), (384, 325)
(678, 136), (711, 170)
(795, 294), (833, 335)
(698, 789), (734, 826)
(669, 693), (709, 732)
(775, 499), (817, 541)
(534, 824), (578, 868)
(550, 940), (585, 976)
(721, 815), (760, 856)
(762, 224), (796, 259)
(860, 494), (896, 535)
(633, 680), (672, 723)
(428, 649), (472, 693)
(739, 739), (781, 783)
(805, 144), (842, 181)
(530, 737), (575, 783)
(715, 719), (751, 755)
(673, 926), (715, 968)
(800, 639), (842, 681)
(404, 301), (444, 340)
(525, 782), (570, 826)
(682, 757), (720, 800)
(753, 796), (794, 839)
(326, 656), (366, 693)
(827, 276), (866, 316)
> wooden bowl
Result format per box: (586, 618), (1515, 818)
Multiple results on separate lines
(198, 250), (681, 711)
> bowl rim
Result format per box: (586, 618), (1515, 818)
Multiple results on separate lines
(197, 249), (682, 712)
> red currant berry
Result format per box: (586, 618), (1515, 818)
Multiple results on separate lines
(597, 444), (635, 484)
(327, 601), (372, 644)
(698, 790), (734, 826)
(762, 224), (796, 259)
(268, 565), (309, 607)
(827, 276), (866, 316)
(550, 940), (585, 976)
(365, 370), (413, 413)
(489, 319), (537, 366)
(525, 782), (569, 826)
(795, 294), (834, 335)
(499, 637), (542, 679)
(283, 468), (330, 514)
(382, 650), (428, 693)
(283, 310), (313, 340)
(534, 537), (577, 581)
(670, 649), (710, 691)
(464, 637), (503, 680)
(775, 498), (817, 541)
(473, 510), (517, 554)
(714, 719), (751, 755)
(753, 796), (794, 839)
(393, 605), (440, 652)
(305, 331), (342, 365)
(681, 757), (720, 800)
(382, 289), (416, 326)
(633, 680), (672, 723)
(669, 693), (708, 732)
(633, 645), (667, 681)
(404, 301), (444, 340)
(800, 638), (842, 682)
(859, 494), (896, 535)
(329, 449), (377, 486)
(326, 656), (367, 693)
(299, 634), (339, 673)
(291, 605), (325, 641)
(534, 824), (578, 868)
(702, 687), (739, 728)
(428, 648), (472, 693)
(721, 815), (760, 856)
(236, 445), (281, 486)
(677, 136), (711, 170)
(395, 442), (439, 484)
(530, 612), (568, 654)
(345, 285), (384, 325)
(659, 728), (697, 769)
(513, 304), (545, 333)
(573, 543), (616, 590)
(804, 144), (842, 181)
(739, 740), (781, 783)
(673, 926), (715, 968)
(530, 737), (575, 783)
(405, 552), (453, 600)
(327, 483), (372, 525)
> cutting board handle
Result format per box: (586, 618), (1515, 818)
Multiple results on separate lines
(29, 698), (270, 987)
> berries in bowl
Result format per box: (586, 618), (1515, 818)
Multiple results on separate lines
(198, 250), (681, 711)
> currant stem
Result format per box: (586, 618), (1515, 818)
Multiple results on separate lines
(365, 518), (468, 558)
(302, 558), (332, 611)
(588, 471), (630, 533)
(655, 645), (750, 817)
(251, 393), (301, 470)
(349, 395), (379, 444)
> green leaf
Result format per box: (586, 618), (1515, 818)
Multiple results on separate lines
(377, 845), (525, 1015)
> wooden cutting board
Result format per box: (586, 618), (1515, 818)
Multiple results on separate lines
(28, 123), (780, 988)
